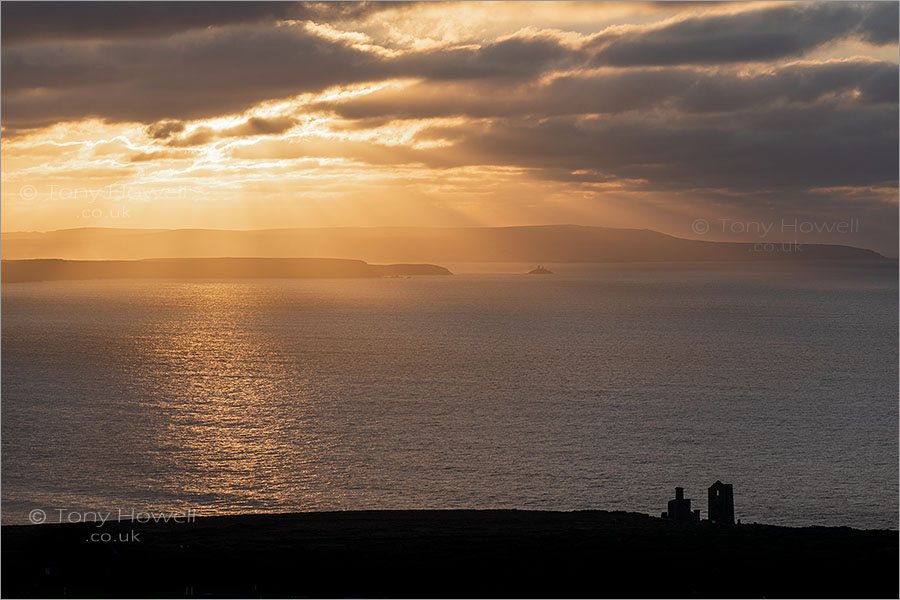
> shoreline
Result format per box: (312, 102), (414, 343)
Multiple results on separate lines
(4, 509), (897, 598)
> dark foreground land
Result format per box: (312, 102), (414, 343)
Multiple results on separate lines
(2, 510), (897, 598)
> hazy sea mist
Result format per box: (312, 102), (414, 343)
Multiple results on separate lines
(2, 262), (897, 528)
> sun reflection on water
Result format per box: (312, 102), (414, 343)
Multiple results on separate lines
(136, 283), (335, 513)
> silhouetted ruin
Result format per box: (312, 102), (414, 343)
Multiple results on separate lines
(662, 487), (700, 522)
(708, 480), (735, 525)
(661, 482), (736, 524)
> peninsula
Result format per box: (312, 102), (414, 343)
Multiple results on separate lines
(0, 257), (452, 283)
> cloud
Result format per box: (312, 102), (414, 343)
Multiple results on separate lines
(314, 59), (898, 120)
(2, 25), (376, 128)
(146, 120), (186, 139)
(223, 96), (897, 200)
(229, 136), (428, 166)
(3, 2), (896, 130)
(391, 34), (584, 80)
(587, 2), (898, 66)
(2, 25), (580, 129)
(0, 1), (401, 46)
(437, 104), (898, 194)
(129, 149), (193, 162)
(224, 116), (298, 136)
(161, 116), (298, 146)
(165, 128), (217, 148)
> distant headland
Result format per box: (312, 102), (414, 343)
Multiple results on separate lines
(0, 257), (452, 283)
(0, 225), (888, 263)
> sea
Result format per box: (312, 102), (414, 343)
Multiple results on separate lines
(2, 261), (897, 529)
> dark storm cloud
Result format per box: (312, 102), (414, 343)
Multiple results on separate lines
(588, 2), (899, 66)
(0, 1), (400, 46)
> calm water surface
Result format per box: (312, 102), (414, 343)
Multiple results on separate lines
(2, 262), (897, 528)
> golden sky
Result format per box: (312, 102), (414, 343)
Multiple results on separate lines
(1, 1), (897, 253)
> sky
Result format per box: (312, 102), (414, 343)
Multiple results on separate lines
(1, 1), (898, 254)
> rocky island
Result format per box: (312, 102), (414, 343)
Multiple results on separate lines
(528, 265), (553, 274)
